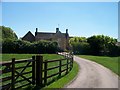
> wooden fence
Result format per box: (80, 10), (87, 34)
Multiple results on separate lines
(0, 53), (73, 90)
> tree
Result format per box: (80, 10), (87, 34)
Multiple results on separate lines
(1, 26), (18, 41)
(69, 37), (90, 54)
(69, 37), (87, 45)
(71, 42), (90, 54)
(87, 35), (117, 56)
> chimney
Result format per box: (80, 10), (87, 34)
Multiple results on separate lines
(56, 28), (59, 33)
(66, 29), (68, 34)
(35, 28), (38, 36)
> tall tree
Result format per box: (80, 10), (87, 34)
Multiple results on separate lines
(87, 35), (117, 55)
(0, 26), (18, 41)
(69, 37), (90, 54)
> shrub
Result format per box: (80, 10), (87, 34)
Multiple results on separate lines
(2, 40), (59, 54)
(71, 42), (90, 55)
(87, 35), (118, 56)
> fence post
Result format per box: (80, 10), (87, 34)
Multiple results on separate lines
(44, 60), (47, 86)
(36, 55), (43, 87)
(72, 55), (74, 68)
(59, 60), (62, 76)
(65, 53), (67, 59)
(32, 56), (35, 85)
(11, 58), (15, 89)
(66, 58), (68, 74)
(70, 57), (72, 71)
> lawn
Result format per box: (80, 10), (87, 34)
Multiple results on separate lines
(42, 61), (79, 89)
(78, 55), (119, 76)
(1, 54), (64, 62)
(1, 54), (79, 89)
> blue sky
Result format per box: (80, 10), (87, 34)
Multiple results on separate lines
(2, 2), (118, 39)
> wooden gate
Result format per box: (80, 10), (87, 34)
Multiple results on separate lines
(1, 56), (36, 89)
(0, 53), (73, 89)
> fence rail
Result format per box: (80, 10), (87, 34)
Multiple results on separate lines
(0, 53), (73, 89)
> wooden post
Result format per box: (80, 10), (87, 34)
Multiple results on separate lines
(59, 60), (62, 76)
(70, 55), (73, 70)
(11, 58), (15, 89)
(66, 53), (67, 58)
(44, 60), (47, 86)
(72, 56), (74, 68)
(36, 55), (43, 87)
(70, 57), (72, 71)
(66, 59), (68, 74)
(32, 56), (35, 85)
(65, 53), (67, 59)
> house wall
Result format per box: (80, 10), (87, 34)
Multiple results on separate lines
(22, 32), (35, 42)
(52, 32), (69, 51)
(66, 35), (69, 50)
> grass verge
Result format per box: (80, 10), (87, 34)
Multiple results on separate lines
(42, 61), (79, 89)
(78, 55), (119, 76)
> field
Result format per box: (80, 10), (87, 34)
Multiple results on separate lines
(1, 54), (79, 89)
(1, 54), (63, 62)
(78, 55), (119, 76)
(43, 61), (79, 89)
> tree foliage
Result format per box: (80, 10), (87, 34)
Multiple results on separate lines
(87, 35), (118, 56)
(1, 26), (18, 41)
(71, 42), (90, 54)
(70, 35), (119, 56)
(69, 37), (90, 54)
(69, 37), (87, 44)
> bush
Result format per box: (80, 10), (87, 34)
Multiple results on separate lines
(71, 42), (90, 55)
(2, 39), (15, 53)
(70, 35), (119, 56)
(87, 35), (118, 56)
(2, 40), (59, 54)
(107, 44), (119, 56)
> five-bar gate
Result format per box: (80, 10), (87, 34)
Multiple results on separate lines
(0, 53), (73, 89)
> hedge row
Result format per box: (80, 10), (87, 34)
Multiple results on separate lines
(2, 39), (59, 54)
(70, 35), (120, 56)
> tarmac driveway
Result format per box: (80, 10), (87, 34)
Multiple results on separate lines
(66, 56), (119, 88)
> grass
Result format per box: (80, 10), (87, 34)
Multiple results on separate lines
(1, 54), (79, 89)
(78, 55), (119, 76)
(1, 54), (64, 62)
(42, 61), (79, 89)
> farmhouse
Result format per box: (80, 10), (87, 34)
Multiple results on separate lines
(22, 28), (69, 51)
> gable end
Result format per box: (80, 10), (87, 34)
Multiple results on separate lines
(22, 31), (35, 42)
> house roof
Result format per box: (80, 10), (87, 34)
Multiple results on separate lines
(22, 31), (35, 39)
(35, 31), (67, 39)
(22, 29), (69, 41)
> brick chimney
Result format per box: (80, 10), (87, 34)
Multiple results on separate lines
(35, 28), (38, 36)
(66, 29), (68, 34)
(56, 28), (59, 33)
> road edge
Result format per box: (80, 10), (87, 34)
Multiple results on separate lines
(64, 60), (80, 88)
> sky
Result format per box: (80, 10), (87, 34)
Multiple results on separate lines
(1, 0), (119, 2)
(1, 2), (118, 39)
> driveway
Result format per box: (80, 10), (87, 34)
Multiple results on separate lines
(66, 56), (119, 88)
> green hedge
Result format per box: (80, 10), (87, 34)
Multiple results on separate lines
(71, 42), (90, 55)
(70, 35), (120, 56)
(2, 40), (59, 54)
